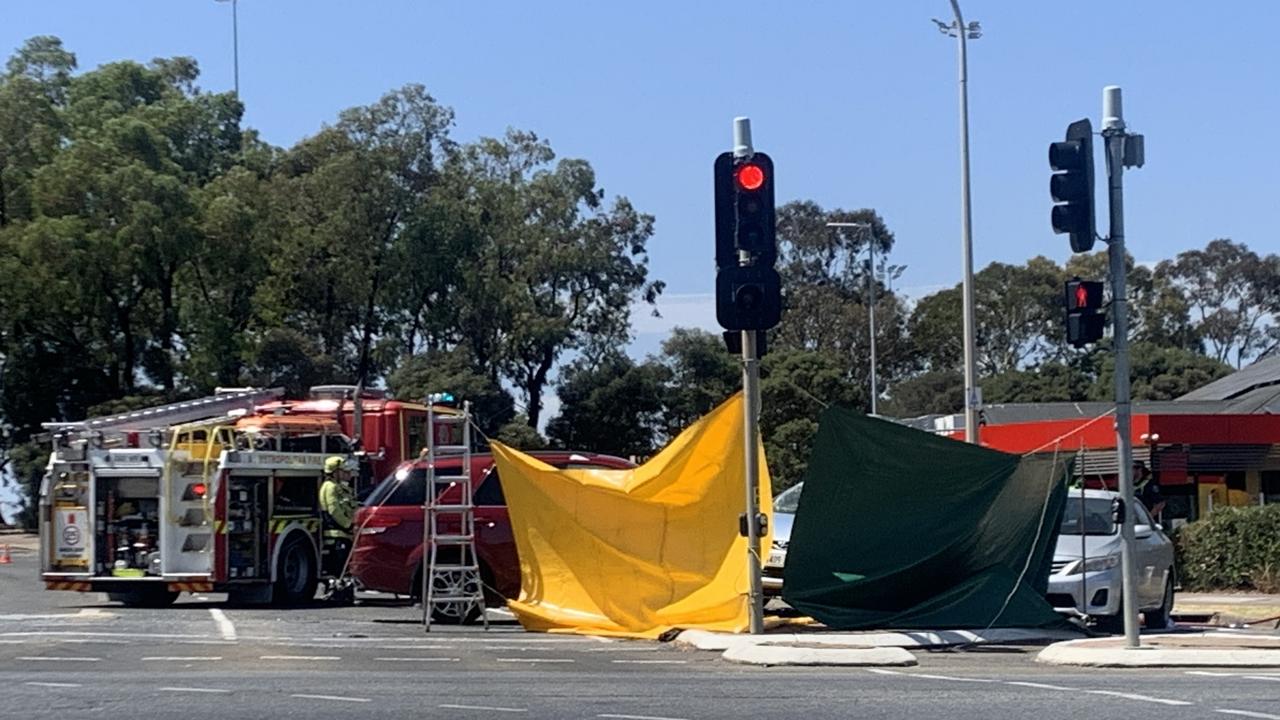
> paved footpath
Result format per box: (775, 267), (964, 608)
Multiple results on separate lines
(5, 543), (1280, 719)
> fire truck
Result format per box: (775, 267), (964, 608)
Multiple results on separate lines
(38, 388), (361, 606)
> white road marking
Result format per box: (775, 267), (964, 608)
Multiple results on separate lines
(376, 644), (454, 650)
(374, 657), (461, 662)
(160, 687), (231, 694)
(56, 638), (130, 645)
(1215, 710), (1280, 720)
(142, 656), (222, 662)
(908, 673), (994, 683)
(24, 681), (81, 688)
(3, 631), (208, 640)
(1188, 671), (1238, 677)
(17, 656), (100, 662)
(1005, 681), (1074, 691)
(291, 694), (370, 703)
(865, 668), (903, 676)
(495, 658), (575, 664)
(598, 714), (689, 720)
(259, 655), (341, 661)
(1087, 690), (1193, 706)
(0, 640), (25, 644)
(175, 640), (236, 646)
(208, 608), (236, 641)
(1244, 676), (1280, 682)
(440, 704), (527, 713)
(610, 659), (689, 665)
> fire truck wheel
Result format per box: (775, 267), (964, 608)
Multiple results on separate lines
(273, 533), (317, 606)
(107, 588), (179, 608)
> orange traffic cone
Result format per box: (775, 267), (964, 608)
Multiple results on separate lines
(0, 544), (11, 564)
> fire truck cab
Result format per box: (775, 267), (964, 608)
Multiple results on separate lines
(39, 388), (357, 607)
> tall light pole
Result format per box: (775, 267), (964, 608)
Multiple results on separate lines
(826, 221), (877, 415)
(216, 0), (240, 96)
(933, 2), (981, 443)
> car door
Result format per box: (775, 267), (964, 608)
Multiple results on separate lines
(1133, 503), (1163, 607)
(473, 465), (518, 600)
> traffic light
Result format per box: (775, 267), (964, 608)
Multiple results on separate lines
(716, 265), (781, 332)
(714, 151), (777, 269)
(1049, 119), (1097, 253)
(714, 150), (780, 332)
(1065, 277), (1105, 347)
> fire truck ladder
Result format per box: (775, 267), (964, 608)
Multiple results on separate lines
(43, 387), (284, 446)
(422, 400), (487, 631)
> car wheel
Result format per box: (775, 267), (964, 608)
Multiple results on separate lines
(1145, 578), (1174, 630)
(273, 534), (317, 606)
(426, 568), (483, 625)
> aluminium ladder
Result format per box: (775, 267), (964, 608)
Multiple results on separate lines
(422, 400), (488, 631)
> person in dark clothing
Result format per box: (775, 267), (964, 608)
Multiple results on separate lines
(1134, 461), (1165, 521)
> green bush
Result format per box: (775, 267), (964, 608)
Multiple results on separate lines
(1174, 505), (1280, 593)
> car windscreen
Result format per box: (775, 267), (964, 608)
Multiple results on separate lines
(773, 482), (803, 514)
(363, 467), (428, 507)
(1060, 497), (1118, 536)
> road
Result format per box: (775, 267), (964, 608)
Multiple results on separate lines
(4, 545), (1280, 720)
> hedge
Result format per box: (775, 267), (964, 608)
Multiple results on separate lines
(1174, 505), (1280, 593)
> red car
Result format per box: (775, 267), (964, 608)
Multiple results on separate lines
(348, 451), (633, 620)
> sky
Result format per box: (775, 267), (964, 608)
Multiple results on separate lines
(6, 1), (1280, 355)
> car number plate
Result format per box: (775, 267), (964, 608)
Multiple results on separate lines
(768, 551), (786, 567)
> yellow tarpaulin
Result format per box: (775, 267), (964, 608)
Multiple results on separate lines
(491, 393), (772, 639)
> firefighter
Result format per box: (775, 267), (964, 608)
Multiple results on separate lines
(320, 456), (357, 602)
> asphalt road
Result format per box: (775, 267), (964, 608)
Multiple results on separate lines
(4, 546), (1280, 720)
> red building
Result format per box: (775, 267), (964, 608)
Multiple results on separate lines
(908, 357), (1280, 527)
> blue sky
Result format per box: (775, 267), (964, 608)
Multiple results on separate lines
(3, 1), (1280, 519)
(7, 1), (1280, 357)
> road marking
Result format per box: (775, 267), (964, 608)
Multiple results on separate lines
(160, 687), (231, 694)
(1215, 711), (1280, 720)
(24, 681), (81, 688)
(376, 645), (454, 650)
(610, 660), (689, 665)
(260, 655), (341, 661)
(440, 704), (527, 713)
(1005, 681), (1074, 691)
(908, 673), (994, 683)
(865, 668), (903, 676)
(1087, 690), (1193, 706)
(208, 608), (236, 641)
(142, 656), (222, 662)
(17, 656), (100, 662)
(56, 638), (130, 645)
(374, 657), (461, 662)
(1244, 676), (1280, 682)
(3, 631), (208, 640)
(495, 658), (575, 664)
(0, 640), (25, 644)
(291, 694), (370, 703)
(598, 715), (689, 720)
(1188, 671), (1238, 677)
(175, 640), (237, 646)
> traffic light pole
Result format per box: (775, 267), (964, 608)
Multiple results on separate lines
(1102, 86), (1140, 650)
(733, 117), (766, 635)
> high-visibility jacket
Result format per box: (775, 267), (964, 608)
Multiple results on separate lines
(320, 477), (356, 538)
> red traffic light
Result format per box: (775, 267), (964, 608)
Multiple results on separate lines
(736, 163), (765, 191)
(1075, 284), (1088, 309)
(191, 482), (207, 498)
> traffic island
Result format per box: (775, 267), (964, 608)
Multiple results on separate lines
(723, 643), (917, 667)
(1037, 632), (1280, 667)
(676, 626), (1083, 652)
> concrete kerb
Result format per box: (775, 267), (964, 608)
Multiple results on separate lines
(1038, 634), (1280, 668)
(675, 627), (1082, 652)
(723, 644), (917, 667)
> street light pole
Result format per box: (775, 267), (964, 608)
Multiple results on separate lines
(216, 0), (240, 96)
(826, 221), (876, 414)
(933, 1), (982, 443)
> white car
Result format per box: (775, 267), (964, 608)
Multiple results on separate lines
(763, 483), (802, 596)
(1046, 489), (1176, 631)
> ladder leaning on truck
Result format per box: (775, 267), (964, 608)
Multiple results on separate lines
(38, 388), (358, 607)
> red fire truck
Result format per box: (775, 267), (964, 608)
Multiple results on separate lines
(39, 389), (360, 606)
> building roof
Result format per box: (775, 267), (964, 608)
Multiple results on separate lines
(1178, 354), (1280, 403)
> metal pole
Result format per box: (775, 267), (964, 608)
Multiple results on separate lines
(231, 0), (240, 97)
(950, 0), (980, 444)
(1103, 85), (1140, 649)
(868, 234), (878, 415)
(733, 117), (765, 635)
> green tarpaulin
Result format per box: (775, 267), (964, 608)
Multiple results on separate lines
(782, 406), (1071, 630)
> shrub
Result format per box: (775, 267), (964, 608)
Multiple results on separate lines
(1175, 505), (1280, 592)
